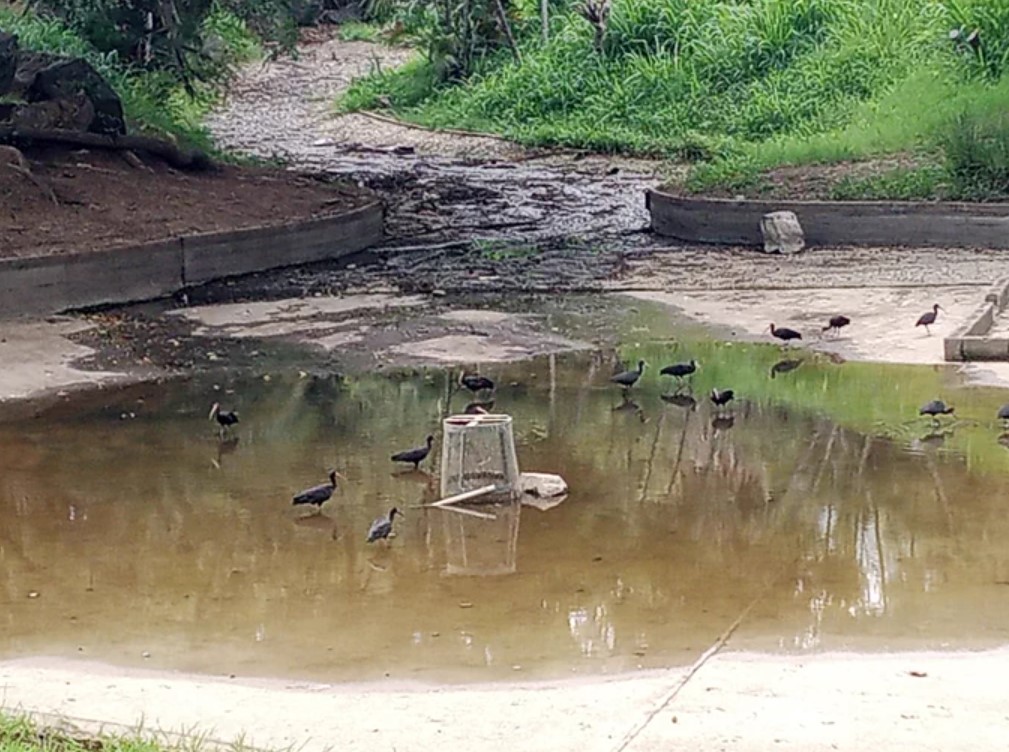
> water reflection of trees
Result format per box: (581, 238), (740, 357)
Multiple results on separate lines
(2, 361), (1009, 680)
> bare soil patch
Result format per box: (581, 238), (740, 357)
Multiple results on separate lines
(0, 146), (375, 259)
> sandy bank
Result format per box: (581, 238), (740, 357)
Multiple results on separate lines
(3, 649), (1007, 752)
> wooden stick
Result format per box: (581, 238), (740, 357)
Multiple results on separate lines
(433, 505), (497, 520)
(428, 484), (498, 508)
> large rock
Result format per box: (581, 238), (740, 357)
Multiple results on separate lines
(760, 210), (805, 254)
(9, 95), (95, 131)
(0, 31), (16, 95)
(20, 54), (125, 135)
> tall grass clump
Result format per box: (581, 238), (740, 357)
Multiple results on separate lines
(941, 109), (1009, 198)
(341, 0), (955, 156)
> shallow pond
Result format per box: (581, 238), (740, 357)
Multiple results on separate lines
(3, 345), (1009, 683)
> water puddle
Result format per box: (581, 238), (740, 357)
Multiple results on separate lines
(3, 344), (1009, 684)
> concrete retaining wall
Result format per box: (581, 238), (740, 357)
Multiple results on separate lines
(944, 279), (1009, 361)
(647, 190), (1009, 248)
(0, 202), (383, 316)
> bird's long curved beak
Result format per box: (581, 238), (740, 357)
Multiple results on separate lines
(335, 472), (348, 481)
(938, 305), (946, 312)
(208, 404), (218, 420)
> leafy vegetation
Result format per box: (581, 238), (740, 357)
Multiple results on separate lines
(0, 1), (281, 145)
(339, 0), (1009, 200)
(0, 712), (179, 752)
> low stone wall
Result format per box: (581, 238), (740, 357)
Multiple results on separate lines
(0, 202), (383, 316)
(647, 189), (1009, 248)
(944, 279), (1009, 361)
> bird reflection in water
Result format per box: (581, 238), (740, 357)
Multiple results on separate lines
(711, 415), (735, 432)
(464, 400), (495, 415)
(660, 392), (697, 411)
(612, 394), (647, 422)
(916, 429), (954, 449)
(770, 358), (803, 379)
(210, 436), (240, 469)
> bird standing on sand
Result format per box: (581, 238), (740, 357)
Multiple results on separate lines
(769, 323), (802, 345)
(660, 360), (697, 384)
(208, 402), (239, 437)
(919, 399), (954, 426)
(611, 360), (646, 389)
(916, 304), (944, 334)
(822, 315), (850, 337)
(292, 470), (343, 514)
(710, 388), (735, 412)
(460, 371), (495, 394)
(391, 435), (435, 470)
(367, 507), (401, 543)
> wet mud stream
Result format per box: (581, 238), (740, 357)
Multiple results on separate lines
(4, 346), (1009, 684)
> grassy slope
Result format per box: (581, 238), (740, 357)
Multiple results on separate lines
(0, 7), (261, 149)
(339, 0), (1009, 199)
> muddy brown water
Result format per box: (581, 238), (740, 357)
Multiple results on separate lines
(3, 353), (1009, 684)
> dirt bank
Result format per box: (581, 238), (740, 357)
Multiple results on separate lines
(0, 146), (372, 258)
(3, 649), (1007, 752)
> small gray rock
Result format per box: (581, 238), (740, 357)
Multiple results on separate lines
(760, 211), (805, 254)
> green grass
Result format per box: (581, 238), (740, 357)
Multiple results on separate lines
(338, 0), (1009, 200)
(338, 21), (382, 43)
(0, 5), (261, 149)
(0, 712), (266, 752)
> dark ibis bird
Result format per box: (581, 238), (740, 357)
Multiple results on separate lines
(710, 388), (734, 411)
(292, 470), (344, 514)
(660, 360), (698, 383)
(770, 359), (803, 379)
(916, 304), (944, 334)
(460, 371), (495, 394)
(998, 403), (1009, 426)
(822, 315), (850, 337)
(367, 507), (401, 544)
(919, 399), (954, 426)
(208, 402), (239, 436)
(611, 360), (646, 389)
(391, 435), (434, 470)
(769, 323), (802, 344)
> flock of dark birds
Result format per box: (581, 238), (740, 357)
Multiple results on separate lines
(607, 305), (1009, 434)
(206, 300), (1005, 536)
(207, 372), (495, 544)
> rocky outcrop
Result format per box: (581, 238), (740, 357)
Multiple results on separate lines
(0, 33), (126, 135)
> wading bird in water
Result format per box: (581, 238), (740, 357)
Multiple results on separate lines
(208, 402), (239, 437)
(822, 315), (850, 337)
(710, 388), (735, 413)
(916, 304), (944, 334)
(769, 323), (802, 345)
(660, 359), (697, 385)
(611, 360), (646, 389)
(998, 403), (1009, 427)
(292, 470), (344, 515)
(919, 399), (954, 427)
(367, 507), (401, 544)
(460, 371), (495, 395)
(391, 435), (435, 470)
